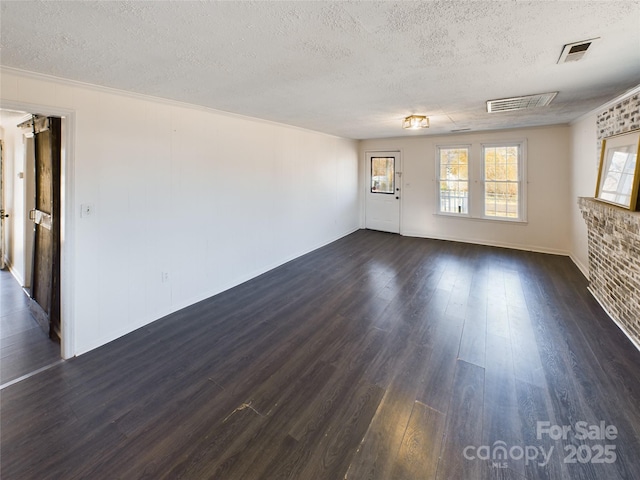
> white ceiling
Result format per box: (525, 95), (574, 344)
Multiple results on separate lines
(1, 1), (639, 139)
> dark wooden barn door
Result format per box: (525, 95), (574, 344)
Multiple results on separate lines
(29, 116), (61, 342)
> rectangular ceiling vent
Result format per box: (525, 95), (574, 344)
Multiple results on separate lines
(486, 92), (558, 113)
(558, 38), (599, 63)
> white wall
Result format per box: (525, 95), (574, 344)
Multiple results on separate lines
(568, 113), (598, 276)
(0, 121), (27, 282)
(1, 69), (359, 356)
(360, 125), (572, 254)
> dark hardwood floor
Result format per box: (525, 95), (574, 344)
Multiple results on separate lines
(0, 269), (60, 387)
(2, 229), (640, 479)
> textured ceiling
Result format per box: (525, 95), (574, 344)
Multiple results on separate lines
(1, 1), (639, 139)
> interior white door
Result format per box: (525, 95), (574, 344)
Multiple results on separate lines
(365, 151), (401, 233)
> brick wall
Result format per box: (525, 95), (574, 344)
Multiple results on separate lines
(579, 90), (640, 347)
(596, 92), (640, 160)
(578, 197), (640, 345)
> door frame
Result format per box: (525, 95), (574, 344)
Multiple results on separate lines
(363, 149), (403, 234)
(1, 100), (76, 359)
(0, 139), (5, 270)
(23, 134), (35, 289)
(0, 139), (4, 270)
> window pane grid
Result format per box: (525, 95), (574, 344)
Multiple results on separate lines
(483, 145), (521, 219)
(600, 147), (637, 204)
(485, 182), (519, 218)
(438, 147), (469, 214)
(436, 142), (525, 222)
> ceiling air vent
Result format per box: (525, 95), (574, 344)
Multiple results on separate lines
(486, 92), (558, 113)
(558, 38), (599, 63)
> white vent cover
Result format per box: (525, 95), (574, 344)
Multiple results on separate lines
(486, 92), (558, 113)
(558, 38), (599, 63)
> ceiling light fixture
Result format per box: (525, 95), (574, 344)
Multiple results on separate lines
(402, 115), (429, 129)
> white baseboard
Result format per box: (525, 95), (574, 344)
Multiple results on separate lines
(569, 253), (589, 279)
(400, 230), (570, 257)
(3, 258), (26, 287)
(587, 286), (640, 353)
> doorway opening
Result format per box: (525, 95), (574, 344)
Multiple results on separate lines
(0, 108), (67, 382)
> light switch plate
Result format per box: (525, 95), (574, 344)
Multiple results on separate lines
(80, 203), (94, 217)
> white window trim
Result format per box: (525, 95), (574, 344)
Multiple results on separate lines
(481, 140), (527, 223)
(434, 139), (528, 224)
(435, 144), (472, 217)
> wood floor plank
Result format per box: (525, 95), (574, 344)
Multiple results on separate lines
(205, 361), (338, 479)
(514, 378), (568, 480)
(244, 314), (349, 415)
(294, 380), (385, 480)
(287, 327), (386, 443)
(165, 405), (267, 480)
(246, 379), (385, 480)
(85, 378), (228, 479)
(508, 303), (546, 387)
(415, 314), (463, 413)
(483, 333), (525, 477)
(345, 344), (431, 480)
(458, 294), (487, 368)
(436, 359), (485, 480)
(390, 401), (446, 480)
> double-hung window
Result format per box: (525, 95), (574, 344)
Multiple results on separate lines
(437, 146), (470, 215)
(435, 140), (526, 222)
(482, 142), (526, 221)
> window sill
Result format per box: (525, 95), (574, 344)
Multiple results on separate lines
(433, 212), (528, 225)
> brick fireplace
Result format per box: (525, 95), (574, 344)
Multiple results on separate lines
(578, 197), (640, 346)
(578, 90), (640, 347)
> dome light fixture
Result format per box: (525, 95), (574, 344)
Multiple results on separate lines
(402, 115), (429, 129)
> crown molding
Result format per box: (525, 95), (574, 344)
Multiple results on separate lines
(0, 66), (351, 140)
(570, 84), (640, 125)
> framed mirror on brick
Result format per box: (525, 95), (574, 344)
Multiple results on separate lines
(595, 129), (640, 211)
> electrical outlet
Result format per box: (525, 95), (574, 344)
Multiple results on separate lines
(161, 272), (170, 283)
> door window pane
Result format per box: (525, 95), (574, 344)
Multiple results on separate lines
(371, 157), (395, 194)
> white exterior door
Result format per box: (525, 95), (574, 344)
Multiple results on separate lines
(365, 151), (401, 233)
